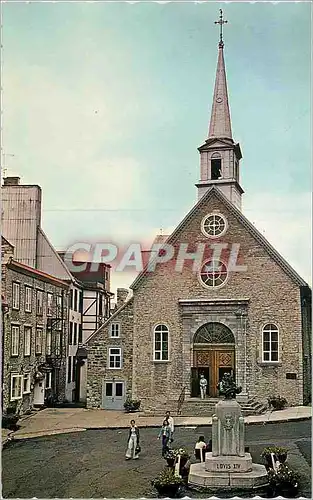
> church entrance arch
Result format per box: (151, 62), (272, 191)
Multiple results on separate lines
(191, 323), (235, 398)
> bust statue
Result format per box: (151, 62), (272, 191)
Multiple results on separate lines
(218, 373), (242, 399)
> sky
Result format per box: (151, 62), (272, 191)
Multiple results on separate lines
(2, 1), (312, 293)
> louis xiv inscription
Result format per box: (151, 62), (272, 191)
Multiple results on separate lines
(216, 463), (241, 470)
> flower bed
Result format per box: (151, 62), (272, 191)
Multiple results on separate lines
(267, 464), (299, 497)
(151, 469), (184, 498)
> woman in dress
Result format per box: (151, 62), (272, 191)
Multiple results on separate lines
(158, 418), (171, 457)
(125, 419), (140, 460)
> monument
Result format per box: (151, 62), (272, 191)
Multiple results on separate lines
(188, 374), (268, 490)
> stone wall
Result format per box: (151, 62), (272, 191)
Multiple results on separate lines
(131, 192), (304, 410)
(2, 260), (69, 414)
(86, 298), (134, 408)
(86, 191), (307, 411)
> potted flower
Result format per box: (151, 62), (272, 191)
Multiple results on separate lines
(164, 449), (177, 469)
(123, 396), (141, 413)
(2, 403), (20, 431)
(267, 464), (299, 497)
(151, 469), (184, 497)
(261, 446), (288, 469)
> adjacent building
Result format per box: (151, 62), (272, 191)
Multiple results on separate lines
(57, 257), (113, 403)
(1, 177), (112, 406)
(2, 237), (69, 414)
(86, 19), (311, 413)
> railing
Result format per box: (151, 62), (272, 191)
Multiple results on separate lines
(177, 386), (186, 416)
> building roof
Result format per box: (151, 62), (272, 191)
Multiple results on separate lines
(69, 261), (108, 284)
(1, 236), (14, 249)
(131, 185), (309, 290)
(7, 260), (70, 288)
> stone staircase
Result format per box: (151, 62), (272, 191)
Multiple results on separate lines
(179, 397), (267, 417)
(143, 397), (267, 417)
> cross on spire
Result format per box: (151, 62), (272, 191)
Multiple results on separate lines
(214, 9), (228, 48)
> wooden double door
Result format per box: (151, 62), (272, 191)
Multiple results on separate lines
(191, 346), (235, 397)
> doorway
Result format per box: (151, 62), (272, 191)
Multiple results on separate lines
(33, 379), (45, 406)
(192, 322), (236, 398)
(102, 380), (125, 410)
(192, 349), (235, 397)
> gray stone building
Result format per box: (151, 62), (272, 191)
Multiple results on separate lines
(86, 21), (311, 413)
(2, 237), (69, 415)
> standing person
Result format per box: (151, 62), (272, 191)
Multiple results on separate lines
(165, 411), (174, 442)
(194, 435), (207, 462)
(125, 419), (140, 460)
(158, 419), (171, 457)
(199, 373), (207, 399)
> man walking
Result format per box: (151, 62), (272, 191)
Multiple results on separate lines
(199, 373), (207, 399)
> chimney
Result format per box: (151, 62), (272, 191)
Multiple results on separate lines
(116, 288), (128, 308)
(3, 177), (20, 186)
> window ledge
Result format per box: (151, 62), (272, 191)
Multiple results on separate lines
(152, 360), (171, 364)
(258, 362), (282, 367)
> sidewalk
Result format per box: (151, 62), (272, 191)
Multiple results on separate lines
(4, 405), (311, 442)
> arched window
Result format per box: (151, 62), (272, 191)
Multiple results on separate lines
(262, 324), (279, 362)
(154, 324), (169, 361)
(194, 323), (235, 344)
(211, 152), (222, 180)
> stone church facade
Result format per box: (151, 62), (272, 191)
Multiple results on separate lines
(86, 21), (311, 413)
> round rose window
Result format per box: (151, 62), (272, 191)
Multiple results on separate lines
(199, 260), (228, 288)
(201, 213), (227, 238)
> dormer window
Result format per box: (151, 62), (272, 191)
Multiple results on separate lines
(211, 153), (222, 180)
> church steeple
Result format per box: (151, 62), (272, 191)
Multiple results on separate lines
(208, 38), (232, 140)
(196, 10), (244, 210)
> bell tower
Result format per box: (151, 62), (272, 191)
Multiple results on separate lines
(196, 10), (243, 210)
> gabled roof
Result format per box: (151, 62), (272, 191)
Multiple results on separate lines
(85, 296), (134, 344)
(131, 186), (309, 290)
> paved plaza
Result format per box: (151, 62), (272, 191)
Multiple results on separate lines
(2, 420), (311, 498)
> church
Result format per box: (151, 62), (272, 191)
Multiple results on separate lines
(86, 12), (311, 414)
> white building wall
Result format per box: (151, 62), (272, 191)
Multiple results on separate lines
(82, 291), (98, 341)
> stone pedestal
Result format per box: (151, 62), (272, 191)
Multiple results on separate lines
(189, 463), (268, 489)
(188, 398), (268, 491)
(205, 452), (252, 473)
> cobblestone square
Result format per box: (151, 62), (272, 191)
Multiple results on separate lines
(2, 421), (311, 498)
